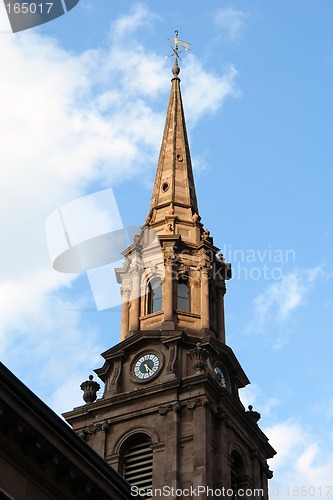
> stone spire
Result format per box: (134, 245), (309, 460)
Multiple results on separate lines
(114, 34), (232, 340)
(148, 53), (199, 226)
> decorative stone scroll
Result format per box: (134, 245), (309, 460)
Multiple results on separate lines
(77, 420), (110, 439)
(166, 345), (177, 373)
(158, 403), (181, 416)
(202, 229), (210, 241)
(251, 449), (274, 479)
(131, 263), (142, 277)
(120, 286), (130, 302)
(218, 410), (233, 427)
(158, 397), (217, 417)
(164, 222), (174, 233)
(163, 246), (177, 263)
(108, 359), (122, 392)
(186, 397), (217, 415)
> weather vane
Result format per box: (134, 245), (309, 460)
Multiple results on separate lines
(165, 30), (191, 62)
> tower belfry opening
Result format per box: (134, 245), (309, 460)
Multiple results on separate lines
(63, 32), (276, 499)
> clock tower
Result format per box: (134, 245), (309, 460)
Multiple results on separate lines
(64, 50), (275, 499)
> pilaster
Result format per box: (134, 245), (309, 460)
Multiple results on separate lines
(216, 283), (226, 343)
(120, 287), (130, 341)
(162, 246), (176, 329)
(200, 266), (210, 330)
(129, 265), (141, 332)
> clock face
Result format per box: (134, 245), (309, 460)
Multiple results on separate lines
(214, 366), (227, 388)
(133, 354), (160, 380)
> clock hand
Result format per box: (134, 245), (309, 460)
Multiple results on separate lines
(144, 363), (153, 373)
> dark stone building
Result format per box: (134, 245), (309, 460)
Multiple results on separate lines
(0, 362), (138, 500)
(64, 56), (276, 499)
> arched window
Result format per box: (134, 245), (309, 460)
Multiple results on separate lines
(230, 450), (246, 500)
(177, 277), (190, 312)
(123, 437), (153, 498)
(148, 278), (162, 314)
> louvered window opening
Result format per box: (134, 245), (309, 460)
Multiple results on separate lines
(123, 440), (153, 498)
(231, 467), (238, 500)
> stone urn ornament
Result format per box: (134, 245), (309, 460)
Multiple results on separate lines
(80, 375), (100, 403)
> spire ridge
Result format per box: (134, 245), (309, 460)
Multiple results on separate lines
(148, 32), (198, 234)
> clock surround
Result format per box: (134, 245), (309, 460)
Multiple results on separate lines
(131, 350), (162, 383)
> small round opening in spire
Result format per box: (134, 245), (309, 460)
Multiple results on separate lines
(162, 182), (170, 193)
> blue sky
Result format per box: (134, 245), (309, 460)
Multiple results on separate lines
(0, 1), (332, 497)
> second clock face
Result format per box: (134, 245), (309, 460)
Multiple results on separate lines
(214, 366), (227, 388)
(133, 354), (160, 380)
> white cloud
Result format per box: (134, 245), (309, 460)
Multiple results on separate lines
(266, 421), (306, 469)
(266, 421), (333, 497)
(240, 384), (333, 496)
(253, 267), (324, 325)
(0, 6), (238, 412)
(240, 383), (280, 418)
(0, 282), (101, 413)
(111, 2), (158, 40)
(214, 8), (248, 42)
(183, 56), (239, 124)
(192, 155), (209, 176)
(0, 270), (69, 337)
(254, 273), (305, 323)
(246, 266), (327, 347)
(239, 384), (333, 494)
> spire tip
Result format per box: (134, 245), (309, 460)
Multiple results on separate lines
(166, 29), (191, 78)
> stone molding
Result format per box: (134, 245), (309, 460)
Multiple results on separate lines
(108, 359), (122, 392)
(158, 396), (217, 416)
(77, 420), (110, 440)
(166, 345), (177, 373)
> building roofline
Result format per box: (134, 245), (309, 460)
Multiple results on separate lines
(0, 362), (144, 499)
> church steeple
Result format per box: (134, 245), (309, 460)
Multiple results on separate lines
(114, 41), (231, 339)
(148, 57), (199, 225)
(64, 36), (276, 499)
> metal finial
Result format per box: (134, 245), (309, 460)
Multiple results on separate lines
(166, 30), (191, 75)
